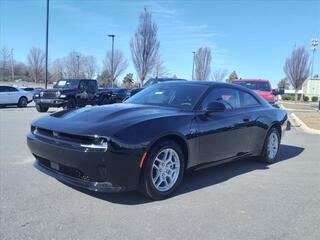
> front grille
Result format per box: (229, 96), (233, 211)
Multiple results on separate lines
(42, 92), (57, 98)
(34, 154), (87, 180)
(34, 127), (94, 145)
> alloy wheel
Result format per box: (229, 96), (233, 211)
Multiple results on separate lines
(151, 148), (180, 192)
(267, 132), (279, 160)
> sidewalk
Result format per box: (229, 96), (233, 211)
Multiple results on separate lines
(279, 101), (320, 133)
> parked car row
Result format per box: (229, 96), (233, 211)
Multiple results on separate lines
(1, 77), (283, 110)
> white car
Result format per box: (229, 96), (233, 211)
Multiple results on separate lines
(0, 86), (34, 107)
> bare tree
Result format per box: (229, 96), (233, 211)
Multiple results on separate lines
(283, 46), (310, 102)
(65, 51), (81, 78)
(0, 46), (11, 81)
(130, 8), (159, 85)
(153, 58), (169, 78)
(195, 47), (212, 80)
(51, 58), (66, 82)
(27, 47), (45, 83)
(212, 69), (228, 82)
(83, 55), (98, 79)
(103, 50), (128, 84)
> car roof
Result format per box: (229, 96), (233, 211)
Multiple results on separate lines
(149, 78), (187, 82)
(232, 78), (270, 82)
(159, 80), (263, 93)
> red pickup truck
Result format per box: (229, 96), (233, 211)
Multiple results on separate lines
(232, 79), (277, 105)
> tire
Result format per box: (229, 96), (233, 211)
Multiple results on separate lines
(258, 127), (280, 163)
(64, 98), (76, 110)
(18, 97), (28, 108)
(36, 104), (49, 113)
(138, 140), (185, 200)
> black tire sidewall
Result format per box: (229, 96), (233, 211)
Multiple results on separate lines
(139, 140), (185, 200)
(18, 97), (27, 107)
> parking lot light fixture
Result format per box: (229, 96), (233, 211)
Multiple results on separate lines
(310, 38), (318, 79)
(108, 34), (115, 87)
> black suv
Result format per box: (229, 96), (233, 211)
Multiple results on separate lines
(34, 79), (111, 112)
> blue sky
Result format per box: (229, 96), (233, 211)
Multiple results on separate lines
(1, 0), (320, 86)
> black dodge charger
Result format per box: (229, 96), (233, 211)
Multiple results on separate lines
(27, 81), (287, 200)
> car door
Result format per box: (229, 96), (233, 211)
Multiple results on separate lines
(7, 87), (20, 103)
(195, 87), (251, 164)
(0, 86), (9, 104)
(87, 81), (97, 103)
(238, 90), (264, 154)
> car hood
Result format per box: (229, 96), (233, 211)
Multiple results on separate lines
(41, 88), (78, 93)
(32, 103), (187, 137)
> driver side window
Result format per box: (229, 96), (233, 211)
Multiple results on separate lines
(200, 88), (240, 110)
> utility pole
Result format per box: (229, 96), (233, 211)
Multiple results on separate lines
(10, 48), (14, 81)
(311, 38), (318, 79)
(76, 55), (80, 78)
(108, 34), (115, 87)
(192, 51), (195, 80)
(45, 0), (49, 89)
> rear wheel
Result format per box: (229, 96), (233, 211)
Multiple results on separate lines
(36, 104), (49, 112)
(18, 97), (28, 108)
(259, 128), (280, 163)
(139, 140), (184, 200)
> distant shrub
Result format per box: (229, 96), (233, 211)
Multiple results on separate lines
(282, 94), (294, 101)
(311, 96), (318, 102)
(303, 96), (309, 102)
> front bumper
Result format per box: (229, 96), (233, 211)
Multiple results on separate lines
(34, 98), (67, 107)
(27, 131), (142, 192)
(34, 160), (122, 192)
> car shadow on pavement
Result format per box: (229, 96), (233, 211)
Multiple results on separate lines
(63, 144), (304, 205)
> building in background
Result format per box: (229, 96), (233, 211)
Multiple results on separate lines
(302, 77), (320, 99)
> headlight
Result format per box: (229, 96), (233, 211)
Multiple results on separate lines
(55, 91), (61, 97)
(80, 137), (108, 151)
(34, 94), (39, 98)
(40, 92), (44, 97)
(60, 94), (66, 98)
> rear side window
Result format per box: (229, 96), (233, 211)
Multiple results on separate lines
(7, 87), (18, 92)
(200, 88), (240, 110)
(240, 91), (260, 107)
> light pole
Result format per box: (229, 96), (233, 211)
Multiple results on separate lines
(76, 55), (80, 78)
(10, 48), (14, 81)
(108, 34), (115, 87)
(311, 38), (318, 79)
(192, 51), (195, 80)
(45, 0), (49, 89)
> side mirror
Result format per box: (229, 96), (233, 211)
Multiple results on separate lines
(205, 101), (226, 114)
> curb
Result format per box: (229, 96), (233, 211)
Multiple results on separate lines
(279, 104), (320, 135)
(290, 113), (320, 135)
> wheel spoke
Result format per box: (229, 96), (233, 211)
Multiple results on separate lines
(151, 148), (181, 192)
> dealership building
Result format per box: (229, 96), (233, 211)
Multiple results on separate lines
(302, 77), (320, 99)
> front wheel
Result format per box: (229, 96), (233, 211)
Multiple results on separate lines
(259, 128), (280, 163)
(139, 140), (185, 200)
(36, 104), (49, 112)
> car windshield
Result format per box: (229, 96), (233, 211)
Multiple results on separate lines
(233, 81), (271, 91)
(125, 83), (207, 109)
(54, 80), (80, 89)
(143, 79), (157, 87)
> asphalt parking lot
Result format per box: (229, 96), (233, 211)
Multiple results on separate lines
(0, 106), (319, 240)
